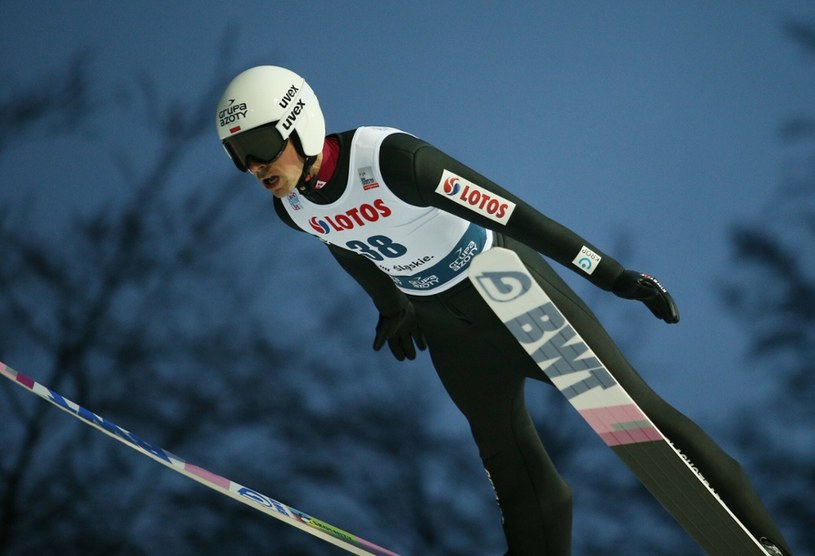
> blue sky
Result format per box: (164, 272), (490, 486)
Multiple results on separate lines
(4, 0), (814, 484)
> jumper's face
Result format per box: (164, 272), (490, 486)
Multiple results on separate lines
(247, 140), (304, 198)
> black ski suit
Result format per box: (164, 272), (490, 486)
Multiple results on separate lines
(273, 129), (790, 556)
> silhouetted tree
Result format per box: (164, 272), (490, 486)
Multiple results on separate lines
(0, 52), (93, 154)
(0, 52), (289, 555)
(0, 50), (505, 556)
(2, 36), (692, 555)
(719, 19), (815, 555)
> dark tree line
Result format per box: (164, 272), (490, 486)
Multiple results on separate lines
(0, 50), (506, 556)
(718, 20), (815, 556)
(0, 50), (672, 556)
(5, 21), (810, 555)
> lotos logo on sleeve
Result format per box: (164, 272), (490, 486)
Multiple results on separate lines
(435, 170), (516, 225)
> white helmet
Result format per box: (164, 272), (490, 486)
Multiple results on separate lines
(215, 66), (325, 172)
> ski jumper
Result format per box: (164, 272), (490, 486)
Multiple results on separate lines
(273, 127), (791, 556)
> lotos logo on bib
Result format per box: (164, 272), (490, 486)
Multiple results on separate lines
(435, 170), (515, 225)
(442, 174), (462, 196)
(308, 199), (392, 234)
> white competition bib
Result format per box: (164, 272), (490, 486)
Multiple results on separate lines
(284, 127), (492, 295)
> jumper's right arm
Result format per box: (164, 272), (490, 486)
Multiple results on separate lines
(326, 243), (410, 317)
(274, 198), (423, 359)
(327, 245), (426, 361)
(273, 196), (408, 313)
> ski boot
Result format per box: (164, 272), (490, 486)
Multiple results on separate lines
(760, 537), (787, 556)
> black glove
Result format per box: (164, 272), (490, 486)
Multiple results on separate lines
(372, 303), (427, 361)
(612, 270), (680, 324)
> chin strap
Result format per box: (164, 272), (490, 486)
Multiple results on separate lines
(296, 155), (318, 193)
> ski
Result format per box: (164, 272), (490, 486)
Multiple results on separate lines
(468, 247), (769, 556)
(0, 361), (399, 556)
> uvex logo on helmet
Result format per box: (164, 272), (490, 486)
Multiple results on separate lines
(275, 83), (308, 139)
(278, 84), (299, 108)
(435, 170), (516, 225)
(308, 199), (392, 234)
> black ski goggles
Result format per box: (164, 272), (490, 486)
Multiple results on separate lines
(222, 122), (289, 172)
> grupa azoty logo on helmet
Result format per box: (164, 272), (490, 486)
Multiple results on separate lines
(218, 99), (248, 132)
